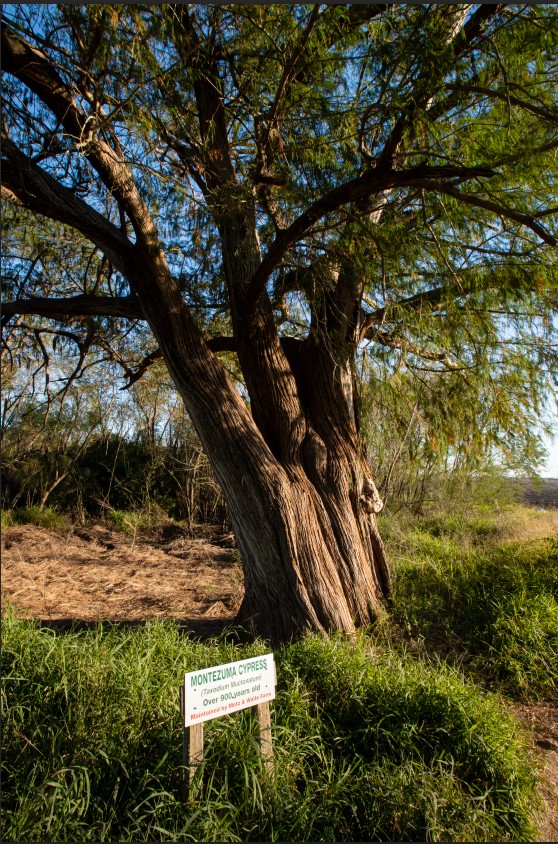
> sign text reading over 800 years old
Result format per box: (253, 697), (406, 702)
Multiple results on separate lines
(183, 653), (276, 726)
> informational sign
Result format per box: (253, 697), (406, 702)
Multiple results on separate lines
(182, 653), (276, 727)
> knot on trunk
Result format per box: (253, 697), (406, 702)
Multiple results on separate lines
(360, 477), (384, 514)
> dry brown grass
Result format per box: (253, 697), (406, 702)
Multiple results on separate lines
(496, 505), (558, 544)
(1, 523), (243, 623)
(511, 701), (558, 844)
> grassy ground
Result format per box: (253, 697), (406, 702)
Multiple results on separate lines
(378, 505), (558, 699)
(2, 503), (557, 842)
(1, 504), (168, 535)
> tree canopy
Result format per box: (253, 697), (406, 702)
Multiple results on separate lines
(3, 4), (557, 449)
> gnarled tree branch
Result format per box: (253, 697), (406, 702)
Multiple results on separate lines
(430, 183), (558, 247)
(371, 328), (460, 370)
(1, 22), (160, 248)
(1, 144), (133, 273)
(245, 164), (496, 312)
(446, 83), (558, 125)
(1, 294), (143, 322)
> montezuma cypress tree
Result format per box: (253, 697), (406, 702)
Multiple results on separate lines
(2, 5), (557, 641)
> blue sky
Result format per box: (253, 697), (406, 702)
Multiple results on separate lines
(541, 433), (558, 477)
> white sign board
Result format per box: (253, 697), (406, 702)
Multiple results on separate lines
(182, 653), (275, 726)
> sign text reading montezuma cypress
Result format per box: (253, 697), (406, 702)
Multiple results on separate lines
(183, 653), (275, 726)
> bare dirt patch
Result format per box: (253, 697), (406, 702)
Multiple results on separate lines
(1, 522), (244, 628)
(511, 701), (558, 843)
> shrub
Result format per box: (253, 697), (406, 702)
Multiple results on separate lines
(1, 509), (15, 529)
(104, 505), (170, 535)
(105, 509), (146, 534)
(8, 507), (68, 531)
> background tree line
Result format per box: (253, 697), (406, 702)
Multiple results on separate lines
(2, 342), (544, 523)
(1, 355), (224, 525)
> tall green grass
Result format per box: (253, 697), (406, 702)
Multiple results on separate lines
(380, 511), (558, 699)
(104, 505), (170, 535)
(2, 611), (540, 842)
(1, 506), (69, 531)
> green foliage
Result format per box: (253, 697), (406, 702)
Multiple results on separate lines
(7, 506), (69, 531)
(363, 360), (551, 513)
(1, 509), (15, 529)
(381, 513), (558, 699)
(105, 509), (147, 534)
(104, 507), (169, 535)
(1, 613), (540, 842)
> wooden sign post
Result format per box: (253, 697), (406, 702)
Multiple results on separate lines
(256, 700), (274, 779)
(179, 653), (276, 799)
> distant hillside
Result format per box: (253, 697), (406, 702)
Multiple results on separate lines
(519, 478), (558, 509)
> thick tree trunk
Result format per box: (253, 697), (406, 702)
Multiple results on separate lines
(203, 395), (392, 643)
(126, 259), (390, 643)
(195, 209), (391, 641)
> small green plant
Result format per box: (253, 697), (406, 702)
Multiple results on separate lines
(7, 506), (68, 531)
(105, 508), (143, 534)
(1, 509), (15, 529)
(105, 506), (169, 535)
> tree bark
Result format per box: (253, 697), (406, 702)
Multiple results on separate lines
(149, 316), (390, 643)
(124, 225), (392, 644)
(198, 198), (391, 641)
